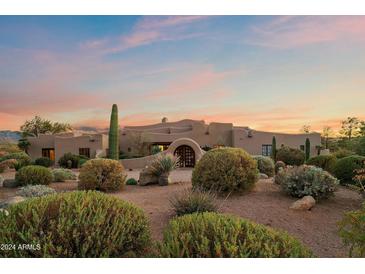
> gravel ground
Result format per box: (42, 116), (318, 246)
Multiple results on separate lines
(0, 169), (363, 257)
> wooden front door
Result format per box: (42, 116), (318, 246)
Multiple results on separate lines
(42, 148), (55, 161)
(174, 145), (195, 168)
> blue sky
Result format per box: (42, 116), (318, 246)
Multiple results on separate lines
(0, 16), (364, 132)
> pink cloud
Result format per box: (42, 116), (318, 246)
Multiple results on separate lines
(248, 16), (365, 49)
(82, 16), (209, 54)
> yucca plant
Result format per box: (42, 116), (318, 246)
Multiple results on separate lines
(149, 153), (179, 186)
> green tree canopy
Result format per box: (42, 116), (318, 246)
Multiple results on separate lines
(339, 117), (361, 140)
(20, 116), (72, 137)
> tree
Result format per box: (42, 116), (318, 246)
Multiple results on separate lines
(108, 104), (119, 160)
(271, 136), (277, 161)
(339, 117), (361, 140)
(20, 116), (72, 137)
(18, 138), (31, 153)
(300, 125), (311, 134)
(305, 138), (310, 162)
(359, 121), (365, 137)
(322, 126), (334, 149)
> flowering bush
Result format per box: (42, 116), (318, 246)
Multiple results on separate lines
(16, 185), (56, 198)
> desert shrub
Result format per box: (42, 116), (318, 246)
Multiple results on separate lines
(58, 152), (80, 169)
(78, 158), (127, 192)
(192, 148), (259, 194)
(15, 165), (53, 186)
(333, 148), (356, 159)
(355, 137), (365, 157)
(149, 153), (179, 176)
(338, 203), (365, 257)
(0, 159), (18, 173)
(275, 161), (286, 174)
(16, 185), (56, 198)
(34, 157), (54, 167)
(158, 212), (312, 258)
(275, 165), (338, 200)
(333, 155), (365, 185)
(169, 188), (218, 216)
(253, 155), (275, 177)
(306, 155), (337, 173)
(52, 168), (76, 182)
(352, 168), (365, 197)
(276, 146), (305, 166)
(78, 157), (89, 167)
(126, 178), (138, 185)
(0, 191), (151, 257)
(0, 152), (31, 171)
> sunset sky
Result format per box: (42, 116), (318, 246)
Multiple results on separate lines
(0, 16), (365, 133)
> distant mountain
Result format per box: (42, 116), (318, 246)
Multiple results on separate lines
(0, 130), (21, 143)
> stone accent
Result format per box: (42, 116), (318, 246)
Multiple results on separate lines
(138, 168), (158, 186)
(2, 179), (20, 188)
(290, 196), (316, 211)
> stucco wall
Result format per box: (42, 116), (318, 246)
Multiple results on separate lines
(27, 135), (56, 160)
(121, 137), (205, 170)
(120, 119), (233, 154)
(28, 133), (108, 162)
(232, 129), (321, 156)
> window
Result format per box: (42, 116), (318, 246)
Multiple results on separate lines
(79, 148), (90, 158)
(42, 148), (55, 161)
(262, 144), (272, 156)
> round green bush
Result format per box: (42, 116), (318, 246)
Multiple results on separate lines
(306, 155), (337, 173)
(34, 157), (54, 167)
(52, 168), (76, 182)
(78, 158), (127, 192)
(253, 155), (275, 177)
(275, 161), (286, 174)
(158, 212), (313, 258)
(275, 165), (338, 200)
(0, 191), (151, 257)
(192, 148), (259, 194)
(276, 146), (305, 166)
(15, 165), (53, 186)
(58, 152), (80, 169)
(333, 155), (365, 185)
(126, 178), (138, 185)
(333, 148), (355, 159)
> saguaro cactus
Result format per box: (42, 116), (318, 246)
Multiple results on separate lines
(271, 136), (277, 161)
(108, 104), (119, 160)
(305, 138), (310, 162)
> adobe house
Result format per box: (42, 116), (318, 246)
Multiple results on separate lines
(27, 119), (321, 168)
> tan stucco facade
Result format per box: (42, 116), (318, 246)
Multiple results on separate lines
(27, 133), (108, 162)
(27, 119), (321, 166)
(120, 119), (321, 157)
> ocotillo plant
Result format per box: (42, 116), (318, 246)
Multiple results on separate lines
(271, 136), (277, 161)
(108, 104), (119, 160)
(305, 138), (310, 162)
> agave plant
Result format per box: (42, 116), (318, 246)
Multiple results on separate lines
(149, 153), (179, 186)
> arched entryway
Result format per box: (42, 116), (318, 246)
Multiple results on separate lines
(174, 145), (195, 168)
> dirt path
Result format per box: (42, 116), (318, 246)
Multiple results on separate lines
(1, 169), (362, 257)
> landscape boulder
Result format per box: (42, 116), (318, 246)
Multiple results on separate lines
(0, 196), (26, 209)
(290, 196), (316, 211)
(259, 173), (269, 179)
(138, 168), (158, 186)
(2, 179), (20, 188)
